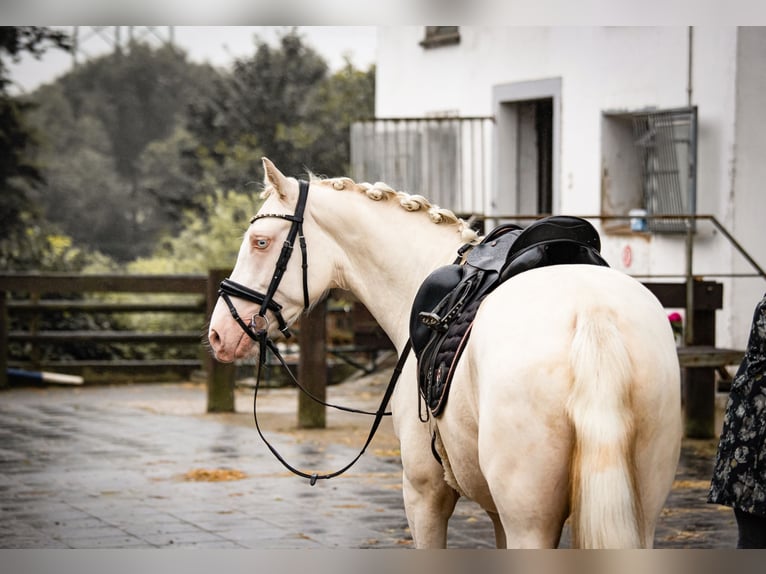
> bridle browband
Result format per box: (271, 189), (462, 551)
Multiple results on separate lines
(215, 179), (410, 486)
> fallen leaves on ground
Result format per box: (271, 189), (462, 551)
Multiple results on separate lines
(182, 468), (248, 482)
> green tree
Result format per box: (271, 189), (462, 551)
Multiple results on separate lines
(129, 188), (259, 274)
(0, 27), (70, 93)
(28, 42), (221, 260)
(21, 83), (135, 260)
(12, 28), (375, 267)
(187, 28), (329, 179)
(136, 126), (264, 218)
(187, 29), (374, 183)
(290, 60), (375, 174)
(0, 27), (71, 248)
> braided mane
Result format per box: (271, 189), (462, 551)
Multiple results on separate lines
(314, 176), (479, 244)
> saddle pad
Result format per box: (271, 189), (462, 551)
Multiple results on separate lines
(417, 283), (486, 416)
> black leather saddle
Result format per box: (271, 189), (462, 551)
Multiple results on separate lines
(410, 216), (609, 416)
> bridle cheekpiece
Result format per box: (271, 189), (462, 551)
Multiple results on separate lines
(218, 179), (310, 342)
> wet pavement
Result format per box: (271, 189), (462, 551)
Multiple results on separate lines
(0, 368), (737, 549)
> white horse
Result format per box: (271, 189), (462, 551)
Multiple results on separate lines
(208, 158), (682, 549)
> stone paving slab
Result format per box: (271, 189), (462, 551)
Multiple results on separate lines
(0, 374), (737, 549)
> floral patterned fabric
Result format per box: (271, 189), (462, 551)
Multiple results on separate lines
(709, 294), (766, 515)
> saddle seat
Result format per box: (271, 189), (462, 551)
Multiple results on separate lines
(410, 215), (609, 416)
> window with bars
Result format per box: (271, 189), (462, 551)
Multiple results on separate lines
(349, 117), (493, 215)
(420, 27), (460, 49)
(602, 106), (697, 233)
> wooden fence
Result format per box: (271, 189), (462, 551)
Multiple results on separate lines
(1, 272), (206, 376)
(0, 271), (745, 437)
(0, 270), (392, 419)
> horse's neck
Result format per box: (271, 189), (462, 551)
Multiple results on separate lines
(321, 197), (463, 351)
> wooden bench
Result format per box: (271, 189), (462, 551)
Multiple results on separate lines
(677, 346), (744, 369)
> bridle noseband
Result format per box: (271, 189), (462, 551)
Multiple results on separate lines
(218, 179), (310, 341)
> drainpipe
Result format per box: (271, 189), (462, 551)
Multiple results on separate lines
(687, 26), (694, 107)
(684, 26), (695, 346)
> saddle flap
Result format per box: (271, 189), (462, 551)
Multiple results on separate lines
(410, 264), (465, 357)
(465, 224), (522, 273)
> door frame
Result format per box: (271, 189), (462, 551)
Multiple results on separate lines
(492, 77), (561, 217)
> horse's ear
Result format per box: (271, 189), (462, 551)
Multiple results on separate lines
(262, 157), (289, 199)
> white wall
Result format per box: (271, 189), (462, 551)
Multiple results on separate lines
(375, 26), (764, 348)
(729, 27), (766, 345)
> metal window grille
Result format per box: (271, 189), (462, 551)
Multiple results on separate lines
(350, 117), (493, 216)
(631, 107), (698, 233)
(420, 27), (461, 48)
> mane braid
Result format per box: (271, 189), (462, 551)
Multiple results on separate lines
(315, 175), (479, 244)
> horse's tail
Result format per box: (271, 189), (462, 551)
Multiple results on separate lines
(566, 308), (644, 548)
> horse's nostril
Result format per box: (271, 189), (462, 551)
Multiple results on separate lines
(209, 328), (221, 350)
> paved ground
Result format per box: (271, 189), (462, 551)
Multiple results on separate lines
(0, 368), (737, 549)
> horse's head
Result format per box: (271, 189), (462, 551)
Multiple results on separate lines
(208, 158), (338, 362)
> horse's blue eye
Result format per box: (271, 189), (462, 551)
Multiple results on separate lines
(254, 238), (270, 249)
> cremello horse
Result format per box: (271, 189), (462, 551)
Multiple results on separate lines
(208, 158), (682, 549)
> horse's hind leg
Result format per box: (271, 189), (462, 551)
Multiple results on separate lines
(478, 405), (571, 548)
(402, 464), (459, 547)
(486, 510), (507, 548)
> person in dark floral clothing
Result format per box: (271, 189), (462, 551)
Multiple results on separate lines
(709, 293), (766, 548)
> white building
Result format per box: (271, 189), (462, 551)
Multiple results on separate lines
(354, 26), (766, 350)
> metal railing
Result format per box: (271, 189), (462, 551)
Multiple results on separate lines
(484, 212), (765, 346)
(350, 116), (494, 215)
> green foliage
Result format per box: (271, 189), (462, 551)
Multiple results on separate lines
(0, 96), (41, 240)
(292, 60), (375, 174)
(61, 43), (216, 178)
(116, 189), (259, 338)
(186, 28), (374, 180)
(0, 27), (71, 252)
(136, 127), (264, 218)
(25, 42), (223, 261)
(21, 83), (135, 260)
(187, 28), (328, 177)
(4, 26), (375, 268)
(0, 214), (115, 272)
(128, 188), (259, 274)
(0, 27), (71, 92)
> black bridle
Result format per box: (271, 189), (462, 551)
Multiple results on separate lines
(218, 180), (311, 341)
(216, 179), (409, 485)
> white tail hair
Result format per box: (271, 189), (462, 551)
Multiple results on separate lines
(566, 308), (644, 548)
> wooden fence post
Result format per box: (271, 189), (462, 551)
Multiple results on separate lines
(206, 269), (236, 413)
(642, 280), (727, 439)
(683, 281), (721, 439)
(298, 298), (327, 428)
(0, 290), (7, 389)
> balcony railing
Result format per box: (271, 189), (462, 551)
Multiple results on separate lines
(350, 116), (494, 215)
